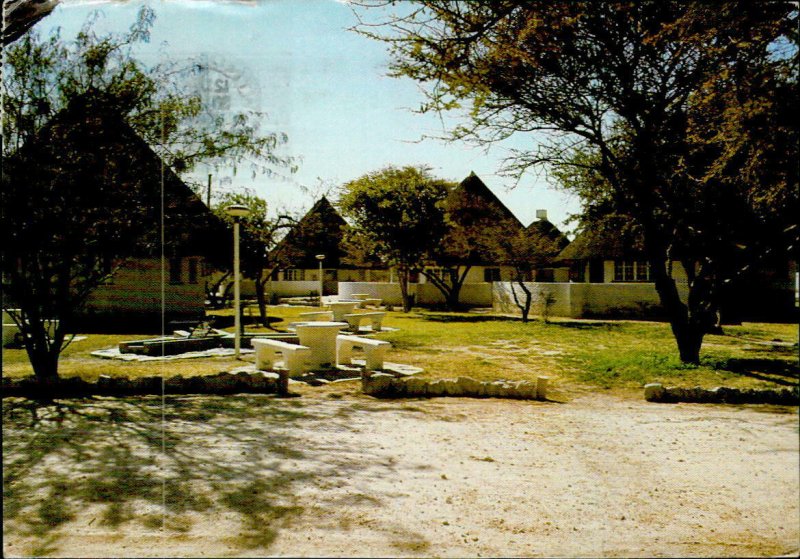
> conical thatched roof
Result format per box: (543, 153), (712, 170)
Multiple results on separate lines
(3, 92), (230, 263)
(526, 219), (570, 252)
(555, 225), (645, 262)
(271, 196), (350, 268)
(447, 172), (523, 228)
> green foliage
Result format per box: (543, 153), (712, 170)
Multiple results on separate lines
(339, 165), (451, 270)
(358, 1), (798, 363)
(0, 9), (296, 380)
(2, 7), (296, 177)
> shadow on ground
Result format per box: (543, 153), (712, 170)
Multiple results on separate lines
(712, 357), (800, 387)
(2, 394), (428, 556)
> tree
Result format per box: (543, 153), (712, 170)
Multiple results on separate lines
(356, 1), (798, 363)
(491, 223), (564, 323)
(339, 166), (451, 312)
(421, 173), (522, 310)
(212, 190), (296, 328)
(1, 10), (296, 382)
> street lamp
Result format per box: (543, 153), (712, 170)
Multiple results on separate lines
(315, 254), (325, 307)
(226, 204), (251, 358)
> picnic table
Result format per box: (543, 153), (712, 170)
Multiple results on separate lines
(294, 321), (349, 370)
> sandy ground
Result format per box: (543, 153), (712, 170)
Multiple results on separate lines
(3, 383), (798, 558)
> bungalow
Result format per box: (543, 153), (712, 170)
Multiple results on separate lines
(1, 94), (229, 332)
(495, 222), (796, 321)
(340, 172), (570, 307)
(265, 196), (372, 297)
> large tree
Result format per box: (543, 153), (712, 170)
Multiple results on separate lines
(1, 9), (296, 382)
(339, 166), (451, 312)
(356, 1), (798, 363)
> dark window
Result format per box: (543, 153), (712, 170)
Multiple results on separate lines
(484, 268), (501, 282)
(614, 259), (651, 282)
(169, 258), (182, 284)
(285, 269), (305, 281)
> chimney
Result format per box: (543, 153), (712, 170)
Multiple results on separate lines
(535, 209), (548, 221)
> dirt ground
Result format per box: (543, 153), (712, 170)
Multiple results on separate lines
(3, 382), (799, 558)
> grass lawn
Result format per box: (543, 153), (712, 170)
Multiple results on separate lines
(2, 304), (797, 395)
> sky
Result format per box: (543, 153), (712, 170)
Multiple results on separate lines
(33, 0), (581, 232)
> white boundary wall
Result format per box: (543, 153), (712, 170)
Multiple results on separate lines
(338, 282), (494, 307)
(338, 282), (410, 306)
(494, 282), (689, 318)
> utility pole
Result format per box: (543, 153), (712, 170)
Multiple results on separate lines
(207, 174), (212, 208)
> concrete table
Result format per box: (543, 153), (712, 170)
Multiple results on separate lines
(294, 321), (349, 370)
(351, 294), (370, 301)
(327, 301), (358, 321)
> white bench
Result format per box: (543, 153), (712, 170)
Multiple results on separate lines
(342, 312), (386, 332)
(251, 339), (311, 376)
(299, 311), (334, 322)
(337, 334), (391, 370)
(361, 298), (382, 308)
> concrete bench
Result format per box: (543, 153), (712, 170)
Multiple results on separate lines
(299, 311), (334, 322)
(251, 338), (311, 376)
(342, 312), (386, 332)
(337, 334), (391, 370)
(361, 298), (382, 308)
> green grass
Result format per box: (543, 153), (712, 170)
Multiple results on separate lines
(2, 304), (797, 394)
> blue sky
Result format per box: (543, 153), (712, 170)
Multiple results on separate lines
(35, 0), (580, 231)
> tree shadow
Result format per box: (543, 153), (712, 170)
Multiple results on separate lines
(548, 321), (621, 330)
(2, 394), (430, 556)
(711, 358), (800, 387)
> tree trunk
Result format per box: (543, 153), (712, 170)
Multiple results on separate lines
(23, 324), (61, 381)
(254, 274), (269, 326)
(649, 256), (711, 365)
(510, 279), (532, 323)
(398, 267), (413, 312)
(671, 320), (705, 364)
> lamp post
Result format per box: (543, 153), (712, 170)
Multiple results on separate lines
(316, 254), (325, 307)
(226, 204), (251, 358)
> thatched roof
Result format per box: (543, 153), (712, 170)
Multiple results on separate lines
(271, 196), (350, 268)
(4, 93), (230, 263)
(526, 219), (570, 252)
(447, 172), (523, 228)
(555, 226), (645, 262)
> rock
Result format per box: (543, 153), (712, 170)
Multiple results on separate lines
(457, 377), (481, 397)
(644, 383), (665, 402)
(404, 377), (428, 397)
(442, 378), (460, 397)
(164, 375), (186, 394)
(364, 372), (395, 396)
(427, 379), (446, 397)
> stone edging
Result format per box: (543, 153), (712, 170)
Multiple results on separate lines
(2, 371), (284, 399)
(362, 372), (549, 400)
(644, 383), (799, 405)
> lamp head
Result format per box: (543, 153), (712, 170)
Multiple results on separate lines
(225, 204), (251, 219)
(315, 254), (325, 261)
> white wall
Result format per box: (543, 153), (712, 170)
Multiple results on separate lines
(494, 281), (689, 318)
(338, 282), (410, 305)
(416, 282), (494, 306)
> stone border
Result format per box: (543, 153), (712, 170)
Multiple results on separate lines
(362, 372), (549, 400)
(2, 371), (283, 399)
(644, 383), (799, 405)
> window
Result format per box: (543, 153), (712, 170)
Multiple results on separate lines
(483, 268), (501, 282)
(284, 269), (305, 281)
(188, 259), (198, 284)
(614, 259), (651, 282)
(169, 257), (182, 284)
